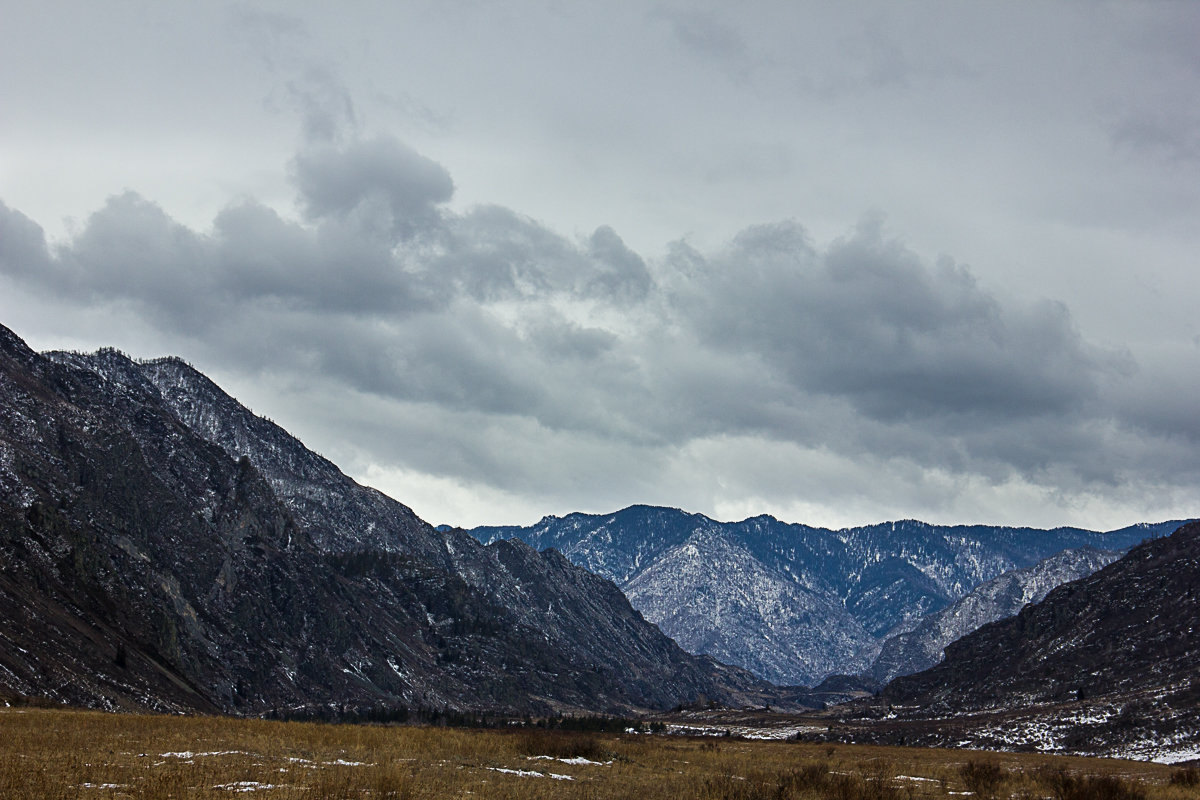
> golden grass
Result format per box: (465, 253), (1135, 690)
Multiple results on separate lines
(0, 706), (1196, 799)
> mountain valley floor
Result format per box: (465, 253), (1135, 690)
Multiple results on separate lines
(2, 706), (1197, 799)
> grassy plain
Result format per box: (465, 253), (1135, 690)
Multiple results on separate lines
(0, 706), (1196, 799)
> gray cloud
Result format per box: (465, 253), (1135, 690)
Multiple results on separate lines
(1110, 109), (1200, 166)
(0, 201), (52, 279)
(292, 137), (454, 231)
(1, 129), (1194, 527)
(586, 225), (653, 302)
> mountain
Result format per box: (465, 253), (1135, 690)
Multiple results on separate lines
(470, 508), (1183, 685)
(0, 323), (767, 717)
(622, 525), (874, 688)
(867, 546), (1122, 684)
(830, 521), (1200, 761)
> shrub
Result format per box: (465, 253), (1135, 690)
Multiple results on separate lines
(1170, 766), (1200, 787)
(1039, 769), (1146, 800)
(959, 760), (1005, 798)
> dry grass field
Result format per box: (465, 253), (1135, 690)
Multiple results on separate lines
(1, 706), (1197, 799)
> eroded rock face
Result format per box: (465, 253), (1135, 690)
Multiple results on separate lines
(0, 323), (766, 717)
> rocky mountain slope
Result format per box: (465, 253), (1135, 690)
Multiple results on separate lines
(0, 323), (766, 716)
(471, 508), (1183, 685)
(814, 521), (1200, 761)
(867, 546), (1122, 684)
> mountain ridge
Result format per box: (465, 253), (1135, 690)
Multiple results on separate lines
(470, 508), (1185, 685)
(867, 545), (1123, 683)
(0, 323), (770, 716)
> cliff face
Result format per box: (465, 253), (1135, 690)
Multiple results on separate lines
(0, 324), (766, 717)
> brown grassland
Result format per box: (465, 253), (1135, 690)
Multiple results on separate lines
(1, 707), (1197, 799)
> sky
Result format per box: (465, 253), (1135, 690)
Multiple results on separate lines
(2, 1), (1199, 530)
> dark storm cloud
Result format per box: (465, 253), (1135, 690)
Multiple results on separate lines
(673, 217), (1127, 425)
(0, 131), (1192, 510)
(1110, 109), (1200, 166)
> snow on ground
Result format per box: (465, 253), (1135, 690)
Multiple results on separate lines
(1109, 739), (1200, 764)
(664, 722), (822, 740)
(160, 750), (251, 759)
(488, 767), (573, 780)
(528, 755), (610, 765)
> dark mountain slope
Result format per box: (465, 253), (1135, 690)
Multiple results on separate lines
(829, 521), (1200, 759)
(885, 520), (1200, 713)
(136, 355), (442, 561)
(0, 323), (766, 716)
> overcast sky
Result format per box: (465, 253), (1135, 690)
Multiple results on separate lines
(3, 1), (1199, 530)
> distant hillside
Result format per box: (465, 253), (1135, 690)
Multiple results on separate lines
(471, 509), (1183, 685)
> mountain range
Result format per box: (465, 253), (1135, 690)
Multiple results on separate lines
(470, 509), (1182, 685)
(0, 323), (767, 717)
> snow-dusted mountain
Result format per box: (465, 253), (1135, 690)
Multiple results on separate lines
(867, 546), (1123, 684)
(622, 526), (874, 686)
(0, 325), (770, 716)
(469, 508), (1184, 685)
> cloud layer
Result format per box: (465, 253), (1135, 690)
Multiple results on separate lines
(2, 124), (1195, 528)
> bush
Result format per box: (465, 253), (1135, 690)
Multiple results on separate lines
(1039, 769), (1146, 800)
(1170, 766), (1200, 787)
(960, 760), (1005, 798)
(775, 761), (829, 797)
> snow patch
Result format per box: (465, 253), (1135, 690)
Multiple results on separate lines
(488, 767), (573, 780)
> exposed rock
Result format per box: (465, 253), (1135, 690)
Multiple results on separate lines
(817, 521), (1200, 759)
